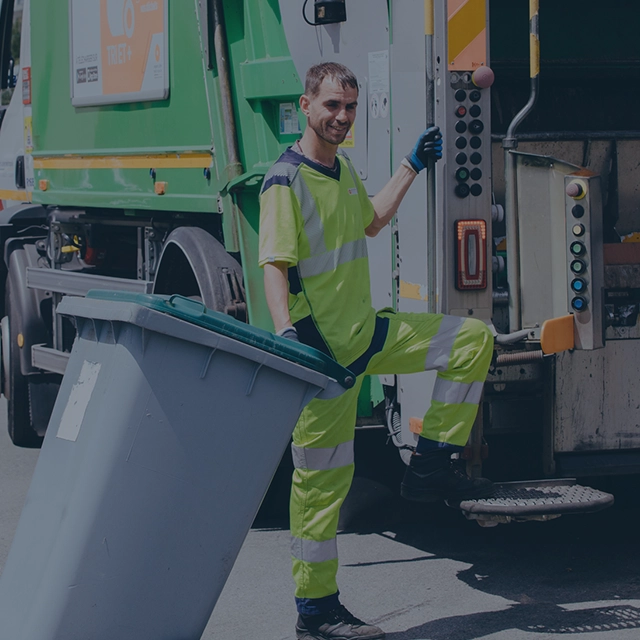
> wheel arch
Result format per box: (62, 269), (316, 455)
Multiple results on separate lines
(153, 227), (246, 319)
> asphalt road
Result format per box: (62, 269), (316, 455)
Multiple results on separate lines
(1, 398), (640, 639)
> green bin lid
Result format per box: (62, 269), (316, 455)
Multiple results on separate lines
(86, 290), (355, 389)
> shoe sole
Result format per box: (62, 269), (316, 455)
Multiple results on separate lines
(296, 631), (386, 640)
(401, 483), (494, 503)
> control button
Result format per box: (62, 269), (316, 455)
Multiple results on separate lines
(455, 152), (468, 165)
(570, 259), (586, 274)
(470, 152), (482, 165)
(572, 204), (585, 218)
(462, 73), (472, 83)
(456, 105), (467, 117)
(456, 167), (470, 182)
(455, 89), (467, 101)
(566, 180), (587, 199)
(470, 183), (483, 196)
(470, 136), (482, 149)
(455, 136), (468, 149)
(571, 278), (586, 293)
(571, 296), (587, 311)
(455, 183), (470, 198)
(470, 168), (482, 180)
(469, 104), (482, 117)
(455, 120), (468, 134)
(572, 223), (585, 237)
(469, 120), (484, 134)
(471, 66), (495, 89)
(570, 241), (586, 256)
(469, 90), (481, 102)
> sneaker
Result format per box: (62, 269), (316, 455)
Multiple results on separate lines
(296, 604), (385, 639)
(401, 451), (494, 503)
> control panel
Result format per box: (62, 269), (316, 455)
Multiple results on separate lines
(441, 67), (494, 319)
(565, 173), (604, 349)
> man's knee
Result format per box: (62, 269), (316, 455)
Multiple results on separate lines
(463, 318), (494, 364)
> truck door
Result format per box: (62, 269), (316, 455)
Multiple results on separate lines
(0, 0), (31, 205)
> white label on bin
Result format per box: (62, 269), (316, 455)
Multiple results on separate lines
(57, 360), (102, 442)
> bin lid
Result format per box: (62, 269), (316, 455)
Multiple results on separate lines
(86, 291), (355, 390)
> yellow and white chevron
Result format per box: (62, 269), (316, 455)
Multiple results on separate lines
(448, 0), (487, 71)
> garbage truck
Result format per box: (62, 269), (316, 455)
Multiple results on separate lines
(0, 0), (636, 519)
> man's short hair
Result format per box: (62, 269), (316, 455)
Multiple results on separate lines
(305, 62), (359, 97)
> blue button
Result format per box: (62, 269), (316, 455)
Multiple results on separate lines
(571, 278), (586, 292)
(571, 296), (587, 311)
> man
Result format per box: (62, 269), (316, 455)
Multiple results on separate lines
(259, 62), (494, 640)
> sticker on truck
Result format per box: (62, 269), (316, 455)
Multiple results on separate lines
(69, 0), (169, 107)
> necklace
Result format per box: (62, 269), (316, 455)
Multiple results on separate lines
(294, 140), (337, 170)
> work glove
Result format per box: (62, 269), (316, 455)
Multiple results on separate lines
(405, 126), (443, 173)
(276, 326), (300, 342)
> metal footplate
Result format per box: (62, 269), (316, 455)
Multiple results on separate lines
(449, 479), (614, 526)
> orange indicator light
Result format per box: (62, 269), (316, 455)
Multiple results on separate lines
(455, 219), (487, 290)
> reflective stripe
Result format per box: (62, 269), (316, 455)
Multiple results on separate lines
(291, 536), (338, 563)
(261, 161), (299, 193)
(267, 161), (298, 180)
(424, 315), (465, 372)
(340, 152), (359, 187)
(298, 238), (368, 278)
(291, 174), (327, 257)
(291, 440), (354, 471)
(432, 379), (484, 405)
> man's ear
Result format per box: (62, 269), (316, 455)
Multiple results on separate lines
(299, 94), (310, 116)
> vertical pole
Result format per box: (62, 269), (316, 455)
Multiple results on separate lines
(503, 0), (540, 331)
(425, 0), (438, 314)
(211, 0), (244, 183)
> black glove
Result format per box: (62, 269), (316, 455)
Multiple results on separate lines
(405, 126), (443, 173)
(276, 326), (300, 342)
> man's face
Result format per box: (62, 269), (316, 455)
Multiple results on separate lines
(300, 77), (358, 146)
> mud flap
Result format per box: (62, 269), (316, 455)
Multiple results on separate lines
(448, 479), (614, 526)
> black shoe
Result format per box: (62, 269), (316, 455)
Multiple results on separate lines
(296, 604), (385, 639)
(401, 451), (494, 502)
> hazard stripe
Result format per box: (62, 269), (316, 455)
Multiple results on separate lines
(424, 0), (434, 35)
(0, 189), (32, 202)
(448, 0), (486, 69)
(529, 0), (540, 78)
(32, 153), (212, 170)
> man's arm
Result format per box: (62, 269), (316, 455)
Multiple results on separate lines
(366, 126), (442, 238)
(367, 164), (418, 238)
(264, 261), (293, 333)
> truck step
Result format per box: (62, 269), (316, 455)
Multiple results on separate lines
(449, 479), (614, 526)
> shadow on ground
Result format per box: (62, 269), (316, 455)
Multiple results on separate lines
(253, 427), (640, 638)
(353, 475), (640, 638)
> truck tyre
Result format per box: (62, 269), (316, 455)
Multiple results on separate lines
(3, 276), (43, 448)
(152, 227), (246, 318)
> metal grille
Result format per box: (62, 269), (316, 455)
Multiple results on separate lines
(457, 480), (614, 516)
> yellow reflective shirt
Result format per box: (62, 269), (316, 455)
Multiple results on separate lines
(259, 147), (376, 366)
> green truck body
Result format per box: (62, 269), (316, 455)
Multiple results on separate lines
(1, 0), (640, 499)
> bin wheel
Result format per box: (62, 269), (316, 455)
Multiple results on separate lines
(4, 277), (43, 448)
(152, 227), (246, 319)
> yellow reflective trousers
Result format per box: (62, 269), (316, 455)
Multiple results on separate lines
(290, 310), (494, 600)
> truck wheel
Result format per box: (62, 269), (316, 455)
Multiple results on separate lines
(3, 277), (43, 448)
(152, 227), (246, 319)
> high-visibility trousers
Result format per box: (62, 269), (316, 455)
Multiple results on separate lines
(290, 310), (494, 601)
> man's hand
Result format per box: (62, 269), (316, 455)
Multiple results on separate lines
(276, 326), (300, 342)
(405, 126), (443, 173)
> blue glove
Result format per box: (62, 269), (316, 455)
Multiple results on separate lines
(276, 326), (300, 342)
(405, 126), (443, 173)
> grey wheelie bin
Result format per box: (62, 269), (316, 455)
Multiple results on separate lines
(0, 291), (354, 640)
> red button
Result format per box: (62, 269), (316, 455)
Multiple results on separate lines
(456, 105), (467, 117)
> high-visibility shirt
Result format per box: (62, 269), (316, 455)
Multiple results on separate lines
(259, 147), (376, 366)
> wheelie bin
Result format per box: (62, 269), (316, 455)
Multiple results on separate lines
(0, 291), (354, 640)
